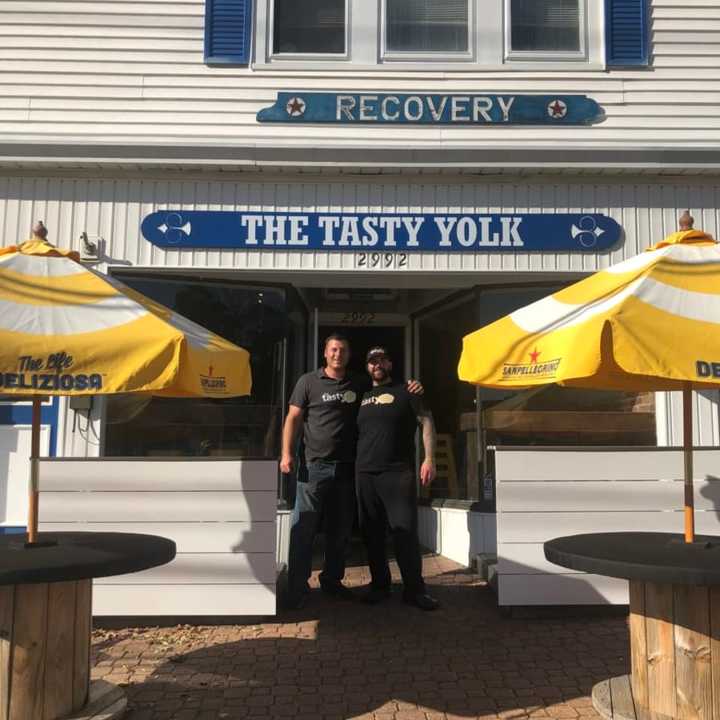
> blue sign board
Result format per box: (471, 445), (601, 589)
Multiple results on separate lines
(141, 211), (621, 253)
(257, 93), (602, 125)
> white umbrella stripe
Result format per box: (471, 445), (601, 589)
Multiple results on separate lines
(510, 277), (645, 334)
(510, 274), (720, 335)
(634, 277), (720, 325)
(0, 295), (148, 335)
(93, 270), (214, 347)
(605, 242), (720, 275)
(166, 311), (213, 348)
(1, 253), (87, 277)
(605, 247), (667, 275)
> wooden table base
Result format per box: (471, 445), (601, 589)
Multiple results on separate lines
(592, 674), (672, 720)
(66, 680), (126, 720)
(594, 579), (720, 720)
(0, 580), (92, 720)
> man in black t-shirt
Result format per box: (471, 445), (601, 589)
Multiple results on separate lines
(356, 346), (439, 611)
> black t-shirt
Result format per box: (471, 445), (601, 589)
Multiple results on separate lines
(356, 382), (424, 472)
(288, 369), (369, 464)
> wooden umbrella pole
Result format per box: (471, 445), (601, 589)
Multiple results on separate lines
(28, 396), (41, 543)
(683, 383), (695, 543)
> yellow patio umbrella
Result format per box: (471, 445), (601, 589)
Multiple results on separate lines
(0, 223), (252, 543)
(458, 213), (720, 543)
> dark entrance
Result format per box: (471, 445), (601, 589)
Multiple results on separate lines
(318, 325), (406, 381)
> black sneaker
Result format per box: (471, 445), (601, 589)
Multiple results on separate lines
(403, 592), (440, 611)
(361, 587), (391, 605)
(320, 583), (356, 600)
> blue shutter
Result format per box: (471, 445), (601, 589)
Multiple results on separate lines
(204, 0), (253, 65)
(605, 0), (649, 67)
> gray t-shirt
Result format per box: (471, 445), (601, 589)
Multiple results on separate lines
(288, 369), (368, 464)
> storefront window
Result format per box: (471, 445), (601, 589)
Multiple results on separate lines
(417, 284), (657, 502)
(104, 275), (306, 461)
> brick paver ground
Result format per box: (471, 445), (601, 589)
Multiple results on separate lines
(91, 554), (629, 720)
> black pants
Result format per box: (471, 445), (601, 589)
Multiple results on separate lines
(287, 461), (355, 601)
(356, 465), (425, 596)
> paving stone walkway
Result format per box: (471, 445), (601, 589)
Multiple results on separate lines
(91, 555), (629, 720)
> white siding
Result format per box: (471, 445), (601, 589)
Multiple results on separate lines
(1, 174), (719, 277)
(0, 1), (717, 148)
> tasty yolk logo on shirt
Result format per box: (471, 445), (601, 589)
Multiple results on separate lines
(322, 390), (357, 403)
(361, 393), (395, 407)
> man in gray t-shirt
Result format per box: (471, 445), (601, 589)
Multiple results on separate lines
(280, 333), (362, 608)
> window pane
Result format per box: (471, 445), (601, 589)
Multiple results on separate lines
(104, 277), (294, 461)
(510, 0), (580, 52)
(387, 0), (468, 53)
(475, 286), (656, 451)
(273, 0), (345, 54)
(417, 294), (479, 501)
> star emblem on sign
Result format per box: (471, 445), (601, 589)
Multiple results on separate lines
(286, 96), (306, 117)
(547, 99), (568, 119)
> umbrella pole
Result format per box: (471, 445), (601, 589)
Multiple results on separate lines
(28, 397), (41, 544)
(683, 383), (695, 543)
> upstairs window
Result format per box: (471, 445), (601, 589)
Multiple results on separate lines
(272, 0), (346, 55)
(385, 0), (470, 55)
(236, 0), (648, 68)
(507, 0), (584, 58)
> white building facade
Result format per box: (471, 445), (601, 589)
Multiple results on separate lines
(1, 0), (720, 614)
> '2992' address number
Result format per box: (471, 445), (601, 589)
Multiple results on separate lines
(355, 252), (408, 269)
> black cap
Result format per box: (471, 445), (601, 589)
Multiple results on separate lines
(366, 346), (390, 362)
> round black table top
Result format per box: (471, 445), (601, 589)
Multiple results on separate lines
(545, 532), (720, 586)
(0, 532), (176, 585)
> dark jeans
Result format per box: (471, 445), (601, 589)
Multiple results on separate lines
(287, 460), (355, 600)
(356, 465), (425, 597)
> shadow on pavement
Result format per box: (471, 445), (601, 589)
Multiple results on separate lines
(108, 579), (629, 720)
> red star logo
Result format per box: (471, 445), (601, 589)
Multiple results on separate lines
(548, 100), (567, 119)
(529, 349), (541, 364)
(286, 97), (306, 116)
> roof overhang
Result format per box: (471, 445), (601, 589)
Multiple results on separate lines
(1, 142), (719, 176)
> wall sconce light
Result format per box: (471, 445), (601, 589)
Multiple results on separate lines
(79, 231), (102, 261)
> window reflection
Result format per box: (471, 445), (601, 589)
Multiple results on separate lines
(418, 284), (657, 502)
(510, 0), (581, 52)
(386, 0), (469, 53)
(104, 276), (306, 462)
(273, 0), (346, 54)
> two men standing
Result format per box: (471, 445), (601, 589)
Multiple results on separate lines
(280, 333), (438, 611)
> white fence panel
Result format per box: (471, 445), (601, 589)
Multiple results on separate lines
(38, 458), (278, 616)
(495, 447), (720, 606)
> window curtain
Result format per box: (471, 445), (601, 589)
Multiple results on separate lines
(510, 0), (580, 52)
(386, 0), (469, 53)
(273, 0), (346, 54)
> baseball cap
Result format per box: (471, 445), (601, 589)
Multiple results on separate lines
(366, 346), (390, 362)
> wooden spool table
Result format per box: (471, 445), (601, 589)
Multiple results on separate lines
(0, 532), (176, 720)
(545, 532), (720, 720)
